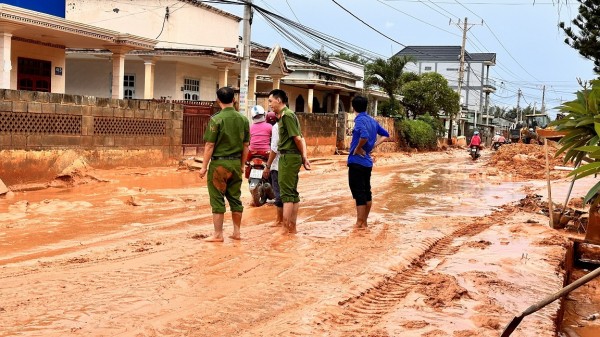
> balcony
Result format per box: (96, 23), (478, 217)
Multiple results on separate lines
(483, 78), (496, 93)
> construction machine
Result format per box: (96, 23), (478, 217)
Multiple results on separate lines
(509, 113), (552, 144)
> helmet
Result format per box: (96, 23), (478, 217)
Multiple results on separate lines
(266, 111), (277, 125)
(529, 128), (534, 132)
(495, 132), (500, 135)
(474, 131), (479, 135)
(250, 105), (266, 123)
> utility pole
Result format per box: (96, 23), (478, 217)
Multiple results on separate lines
(516, 88), (522, 124)
(456, 17), (468, 133)
(239, 0), (252, 119)
(541, 85), (546, 114)
(450, 17), (482, 136)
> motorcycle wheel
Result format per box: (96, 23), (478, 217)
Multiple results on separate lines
(251, 182), (267, 207)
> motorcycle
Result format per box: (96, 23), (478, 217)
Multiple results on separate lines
(245, 150), (275, 207)
(469, 145), (481, 160)
(492, 140), (507, 151)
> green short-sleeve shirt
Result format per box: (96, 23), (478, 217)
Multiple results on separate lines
(278, 107), (302, 152)
(204, 107), (250, 156)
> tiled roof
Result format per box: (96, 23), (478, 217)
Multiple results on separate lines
(395, 46), (496, 63)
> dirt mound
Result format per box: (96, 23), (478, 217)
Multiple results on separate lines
(486, 143), (570, 180)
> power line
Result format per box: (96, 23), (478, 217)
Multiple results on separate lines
(376, 0), (460, 36)
(285, 0), (301, 23)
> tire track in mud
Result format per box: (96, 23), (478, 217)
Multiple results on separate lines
(316, 218), (495, 336)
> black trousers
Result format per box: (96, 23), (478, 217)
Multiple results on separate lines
(348, 163), (372, 206)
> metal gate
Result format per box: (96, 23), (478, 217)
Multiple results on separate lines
(181, 101), (218, 146)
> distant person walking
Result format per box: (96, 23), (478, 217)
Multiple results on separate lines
(347, 95), (389, 229)
(263, 89), (311, 234)
(199, 87), (250, 242)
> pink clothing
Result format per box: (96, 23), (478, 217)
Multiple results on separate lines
(469, 134), (482, 147)
(249, 121), (272, 151)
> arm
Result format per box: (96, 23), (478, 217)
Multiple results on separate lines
(262, 150), (278, 178)
(199, 142), (215, 179)
(373, 135), (389, 149)
(372, 123), (390, 150)
(353, 138), (368, 156)
(241, 142), (249, 169)
(293, 136), (311, 170)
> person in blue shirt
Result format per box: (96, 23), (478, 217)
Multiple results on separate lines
(347, 95), (390, 229)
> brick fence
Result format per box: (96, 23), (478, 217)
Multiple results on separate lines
(0, 90), (182, 185)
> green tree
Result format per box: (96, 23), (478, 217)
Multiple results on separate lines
(552, 79), (600, 205)
(559, 0), (600, 73)
(309, 49), (329, 64)
(364, 55), (415, 117)
(331, 51), (369, 65)
(401, 72), (460, 119)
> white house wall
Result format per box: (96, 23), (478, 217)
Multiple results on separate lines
(405, 60), (486, 113)
(65, 59), (111, 97)
(65, 0), (239, 51)
(174, 62), (220, 101)
(12, 40), (66, 93)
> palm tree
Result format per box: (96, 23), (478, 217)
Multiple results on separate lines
(364, 55), (415, 116)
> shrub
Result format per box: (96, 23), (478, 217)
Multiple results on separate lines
(417, 113), (445, 137)
(397, 119), (437, 150)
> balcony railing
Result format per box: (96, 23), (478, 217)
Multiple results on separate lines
(483, 78), (496, 93)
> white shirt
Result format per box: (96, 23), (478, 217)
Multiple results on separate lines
(270, 123), (280, 171)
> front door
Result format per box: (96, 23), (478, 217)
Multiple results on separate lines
(17, 57), (51, 92)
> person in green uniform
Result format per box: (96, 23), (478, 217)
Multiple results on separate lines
(263, 89), (311, 234)
(199, 87), (250, 242)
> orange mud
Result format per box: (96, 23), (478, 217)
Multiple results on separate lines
(486, 142), (571, 180)
(0, 148), (597, 336)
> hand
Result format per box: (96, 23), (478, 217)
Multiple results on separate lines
(199, 167), (207, 179)
(353, 147), (366, 157)
(302, 157), (311, 171)
(262, 167), (270, 179)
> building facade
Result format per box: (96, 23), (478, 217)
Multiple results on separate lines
(395, 46), (496, 136)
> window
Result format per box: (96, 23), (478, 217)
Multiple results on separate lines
(183, 78), (200, 101)
(424, 66), (432, 71)
(123, 74), (135, 99)
(17, 58), (51, 92)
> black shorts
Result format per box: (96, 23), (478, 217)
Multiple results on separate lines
(348, 163), (372, 206)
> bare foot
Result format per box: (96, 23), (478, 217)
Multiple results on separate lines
(269, 222), (283, 227)
(280, 227), (289, 235)
(288, 225), (297, 234)
(204, 236), (224, 242)
(229, 234), (241, 240)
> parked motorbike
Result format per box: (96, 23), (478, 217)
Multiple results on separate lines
(469, 145), (481, 160)
(245, 150), (275, 207)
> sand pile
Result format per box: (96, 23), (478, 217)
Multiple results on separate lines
(486, 143), (571, 180)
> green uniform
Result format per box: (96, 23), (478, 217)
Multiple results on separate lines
(277, 107), (303, 203)
(204, 107), (250, 213)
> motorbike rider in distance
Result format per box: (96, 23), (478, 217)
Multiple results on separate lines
(469, 130), (482, 159)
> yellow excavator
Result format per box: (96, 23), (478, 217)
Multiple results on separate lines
(509, 113), (551, 144)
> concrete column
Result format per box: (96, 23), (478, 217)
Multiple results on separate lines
(111, 52), (126, 99)
(307, 85), (314, 113)
(248, 72), (257, 106)
(142, 58), (156, 99)
(335, 90), (345, 150)
(373, 99), (378, 116)
(217, 66), (229, 87)
(0, 32), (12, 89)
(271, 75), (282, 89)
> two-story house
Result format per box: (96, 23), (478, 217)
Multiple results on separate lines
(394, 46), (496, 136)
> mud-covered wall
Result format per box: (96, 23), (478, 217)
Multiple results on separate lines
(296, 113), (338, 156)
(0, 90), (182, 185)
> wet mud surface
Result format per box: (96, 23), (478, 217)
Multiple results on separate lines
(0, 146), (597, 336)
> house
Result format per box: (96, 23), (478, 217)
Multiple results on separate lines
(394, 46), (496, 136)
(0, 0), (155, 94)
(64, 0), (289, 106)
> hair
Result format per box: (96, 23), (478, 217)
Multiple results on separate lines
(216, 86), (235, 104)
(269, 89), (288, 104)
(351, 95), (368, 113)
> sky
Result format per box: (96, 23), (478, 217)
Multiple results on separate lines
(208, 0), (597, 119)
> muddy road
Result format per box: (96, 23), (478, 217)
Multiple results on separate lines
(0, 149), (587, 336)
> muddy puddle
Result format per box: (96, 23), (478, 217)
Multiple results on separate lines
(0, 150), (597, 336)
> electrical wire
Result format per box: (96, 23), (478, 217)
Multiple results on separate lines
(377, 0), (460, 36)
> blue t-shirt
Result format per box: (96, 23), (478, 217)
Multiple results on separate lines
(347, 112), (390, 168)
